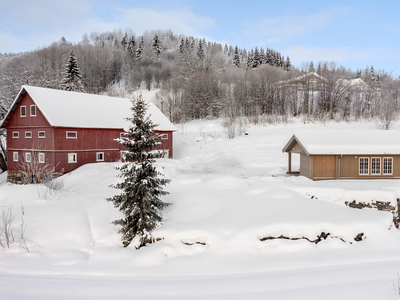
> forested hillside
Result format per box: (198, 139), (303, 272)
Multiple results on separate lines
(0, 29), (399, 170)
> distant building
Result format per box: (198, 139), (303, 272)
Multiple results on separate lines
(1, 86), (176, 183)
(276, 72), (328, 91)
(282, 130), (400, 180)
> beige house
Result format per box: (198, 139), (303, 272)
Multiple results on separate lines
(282, 130), (400, 180)
(276, 72), (327, 91)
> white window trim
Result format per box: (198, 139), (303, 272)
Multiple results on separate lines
(25, 131), (32, 139)
(96, 152), (104, 161)
(383, 157), (393, 175)
(68, 153), (77, 163)
(13, 152), (18, 162)
(38, 131), (46, 138)
(25, 152), (31, 163)
(359, 157), (369, 175)
(371, 157), (381, 175)
(12, 131), (19, 138)
(20, 106), (26, 117)
(30, 105), (36, 117)
(120, 132), (129, 139)
(38, 153), (45, 164)
(66, 131), (77, 139)
(159, 134), (168, 140)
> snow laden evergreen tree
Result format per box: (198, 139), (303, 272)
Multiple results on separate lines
(135, 36), (144, 59)
(232, 46), (240, 68)
(107, 95), (171, 248)
(61, 50), (85, 92)
(127, 36), (136, 58)
(152, 34), (161, 58)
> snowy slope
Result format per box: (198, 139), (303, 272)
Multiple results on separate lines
(1, 119), (400, 299)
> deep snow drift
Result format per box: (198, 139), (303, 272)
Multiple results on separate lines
(1, 118), (400, 299)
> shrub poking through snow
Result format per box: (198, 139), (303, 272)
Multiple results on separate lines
(107, 94), (171, 248)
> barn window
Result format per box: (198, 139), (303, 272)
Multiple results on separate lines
(96, 152), (104, 161)
(25, 131), (32, 138)
(68, 153), (77, 163)
(383, 158), (393, 175)
(13, 152), (18, 162)
(25, 152), (31, 163)
(120, 132), (129, 139)
(38, 131), (46, 138)
(39, 153), (45, 164)
(159, 134), (168, 140)
(12, 132), (19, 138)
(371, 157), (381, 175)
(66, 131), (77, 139)
(20, 106), (26, 117)
(30, 105), (36, 116)
(359, 157), (369, 175)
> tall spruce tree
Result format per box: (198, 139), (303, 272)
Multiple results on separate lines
(135, 36), (144, 59)
(152, 34), (161, 58)
(107, 95), (171, 248)
(61, 50), (85, 92)
(233, 46), (240, 68)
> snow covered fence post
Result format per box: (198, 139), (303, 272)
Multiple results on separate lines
(107, 94), (171, 249)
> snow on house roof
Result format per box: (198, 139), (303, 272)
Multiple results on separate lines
(2, 86), (176, 131)
(283, 130), (400, 155)
(275, 72), (327, 85)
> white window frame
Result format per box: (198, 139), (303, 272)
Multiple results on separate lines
(371, 157), (381, 175)
(30, 105), (36, 117)
(359, 157), (369, 175)
(25, 131), (32, 138)
(20, 106), (26, 117)
(383, 157), (393, 175)
(120, 132), (129, 139)
(66, 131), (77, 139)
(38, 131), (46, 138)
(12, 131), (19, 138)
(96, 152), (104, 161)
(13, 152), (18, 162)
(25, 152), (31, 163)
(159, 133), (168, 140)
(68, 153), (77, 163)
(38, 153), (45, 164)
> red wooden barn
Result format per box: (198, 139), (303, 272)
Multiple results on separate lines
(1, 85), (176, 183)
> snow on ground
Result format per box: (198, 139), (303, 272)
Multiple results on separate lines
(1, 118), (400, 299)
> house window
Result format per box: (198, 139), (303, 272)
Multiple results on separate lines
(30, 105), (36, 117)
(68, 153), (77, 163)
(371, 157), (381, 175)
(25, 152), (31, 163)
(12, 132), (19, 138)
(38, 153), (45, 164)
(13, 152), (18, 162)
(25, 131), (32, 138)
(159, 134), (168, 140)
(96, 152), (104, 161)
(66, 131), (77, 139)
(383, 158), (393, 175)
(20, 106), (26, 117)
(120, 132), (129, 139)
(38, 131), (46, 138)
(359, 157), (369, 175)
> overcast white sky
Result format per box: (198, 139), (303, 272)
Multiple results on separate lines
(1, 0), (400, 75)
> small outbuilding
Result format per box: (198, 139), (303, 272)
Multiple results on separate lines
(282, 130), (400, 180)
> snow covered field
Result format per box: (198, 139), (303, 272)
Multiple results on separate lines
(1, 118), (400, 299)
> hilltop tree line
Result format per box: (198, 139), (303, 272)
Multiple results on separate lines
(0, 29), (399, 169)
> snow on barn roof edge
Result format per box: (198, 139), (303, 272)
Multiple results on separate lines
(1, 85), (176, 131)
(282, 129), (400, 155)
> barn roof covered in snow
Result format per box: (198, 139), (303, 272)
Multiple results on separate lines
(282, 130), (400, 155)
(1, 85), (176, 131)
